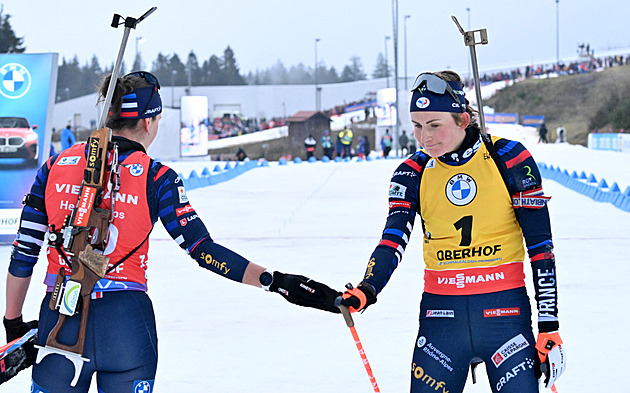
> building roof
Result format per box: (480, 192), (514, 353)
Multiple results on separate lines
(287, 111), (331, 123)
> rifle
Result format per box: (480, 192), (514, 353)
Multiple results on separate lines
(34, 7), (157, 387)
(35, 127), (112, 386)
(451, 15), (489, 135)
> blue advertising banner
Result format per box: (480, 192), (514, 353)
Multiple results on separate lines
(0, 53), (58, 242)
(587, 133), (620, 151)
(522, 115), (545, 126)
(485, 113), (519, 124)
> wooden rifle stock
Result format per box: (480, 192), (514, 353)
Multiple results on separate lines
(45, 127), (112, 354)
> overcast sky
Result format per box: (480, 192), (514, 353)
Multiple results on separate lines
(2, 0), (628, 79)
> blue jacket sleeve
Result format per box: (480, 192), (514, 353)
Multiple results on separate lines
(494, 138), (559, 332)
(151, 163), (251, 283)
(8, 157), (55, 277)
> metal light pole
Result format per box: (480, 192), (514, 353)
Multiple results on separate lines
(555, 0), (560, 65)
(186, 53), (193, 95)
(404, 15), (410, 90)
(134, 36), (145, 70)
(392, 0), (400, 156)
(171, 70), (177, 108)
(384, 36), (391, 88)
(315, 38), (320, 111)
(466, 8), (471, 79)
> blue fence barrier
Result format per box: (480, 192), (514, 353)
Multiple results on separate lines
(179, 160), (261, 190)
(178, 154), (400, 190)
(179, 159), (630, 213)
(538, 162), (630, 213)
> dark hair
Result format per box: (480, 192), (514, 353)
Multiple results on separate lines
(434, 70), (481, 133)
(97, 73), (154, 131)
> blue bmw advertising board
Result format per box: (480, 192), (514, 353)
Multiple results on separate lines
(0, 53), (58, 243)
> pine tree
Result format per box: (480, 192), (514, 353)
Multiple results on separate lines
(287, 63), (310, 84)
(202, 55), (223, 85)
(186, 51), (201, 86)
(56, 56), (81, 101)
(0, 6), (25, 53)
(340, 56), (366, 82)
(222, 46), (245, 85)
(372, 53), (390, 79)
(322, 66), (340, 84)
(269, 60), (289, 85)
(131, 53), (144, 73)
(168, 53), (187, 86)
(151, 53), (171, 86)
(80, 55), (103, 96)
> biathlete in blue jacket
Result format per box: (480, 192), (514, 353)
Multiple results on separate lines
(3, 71), (341, 393)
(338, 70), (566, 393)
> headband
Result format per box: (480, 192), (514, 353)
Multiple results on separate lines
(410, 80), (466, 113)
(118, 85), (162, 119)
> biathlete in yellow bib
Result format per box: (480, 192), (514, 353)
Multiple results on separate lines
(336, 70), (566, 393)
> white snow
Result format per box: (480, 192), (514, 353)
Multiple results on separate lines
(2, 123), (630, 392)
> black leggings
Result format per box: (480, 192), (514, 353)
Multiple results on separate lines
(411, 287), (539, 393)
(33, 291), (158, 393)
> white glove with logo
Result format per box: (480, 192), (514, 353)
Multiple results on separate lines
(536, 331), (566, 388)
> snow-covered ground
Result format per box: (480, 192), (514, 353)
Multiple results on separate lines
(2, 124), (630, 392)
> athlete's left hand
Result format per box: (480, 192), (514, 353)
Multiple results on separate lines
(3, 315), (38, 342)
(535, 331), (566, 388)
(268, 272), (342, 314)
(338, 282), (377, 313)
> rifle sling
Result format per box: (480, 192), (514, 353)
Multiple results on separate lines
(105, 230), (152, 274)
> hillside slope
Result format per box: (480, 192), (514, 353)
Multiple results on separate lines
(485, 65), (630, 145)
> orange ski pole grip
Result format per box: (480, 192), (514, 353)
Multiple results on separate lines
(536, 332), (562, 392)
(341, 286), (367, 313)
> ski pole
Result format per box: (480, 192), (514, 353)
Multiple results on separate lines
(451, 15), (489, 135)
(335, 295), (381, 393)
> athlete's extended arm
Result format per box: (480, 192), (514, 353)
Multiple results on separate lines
(152, 164), (340, 312)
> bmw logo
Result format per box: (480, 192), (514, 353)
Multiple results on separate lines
(133, 380), (152, 393)
(0, 63), (32, 99)
(129, 163), (144, 177)
(445, 173), (477, 206)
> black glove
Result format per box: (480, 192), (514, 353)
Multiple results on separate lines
(338, 282), (377, 313)
(3, 315), (38, 343)
(3, 316), (38, 371)
(267, 272), (342, 314)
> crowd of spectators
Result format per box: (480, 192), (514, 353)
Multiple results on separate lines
(463, 52), (630, 87)
(209, 114), (286, 139)
(212, 50), (630, 140)
(323, 98), (376, 118)
(211, 98), (376, 140)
